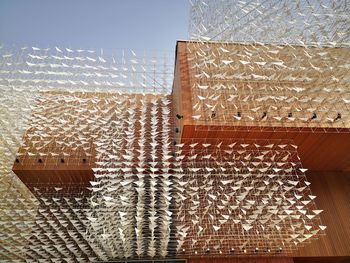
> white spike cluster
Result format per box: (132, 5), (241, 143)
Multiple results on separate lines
(0, 90), (176, 261)
(187, 0), (350, 132)
(186, 41), (350, 131)
(88, 94), (174, 259)
(189, 0), (350, 46)
(16, 91), (108, 166)
(17, 186), (98, 262)
(172, 139), (325, 255)
(0, 87), (326, 260)
(0, 87), (39, 261)
(0, 43), (174, 262)
(0, 43), (329, 261)
(0, 44), (173, 93)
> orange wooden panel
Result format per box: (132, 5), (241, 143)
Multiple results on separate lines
(293, 257), (350, 263)
(186, 257), (293, 263)
(292, 172), (350, 257)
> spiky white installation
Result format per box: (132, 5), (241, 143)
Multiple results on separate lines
(0, 45), (175, 262)
(172, 139), (324, 256)
(88, 94), (175, 259)
(189, 0), (350, 45)
(185, 41), (350, 132)
(0, 44), (173, 94)
(8, 90), (324, 261)
(0, 81), (326, 261)
(2, 0), (348, 259)
(0, 87), (39, 261)
(188, 0), (350, 133)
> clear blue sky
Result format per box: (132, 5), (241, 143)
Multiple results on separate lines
(0, 0), (189, 52)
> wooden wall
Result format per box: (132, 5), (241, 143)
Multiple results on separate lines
(173, 42), (194, 143)
(292, 171), (350, 257)
(186, 257), (293, 263)
(185, 256), (350, 263)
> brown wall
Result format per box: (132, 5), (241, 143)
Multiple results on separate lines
(173, 42), (194, 143)
(186, 257), (293, 263)
(292, 171), (350, 257)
